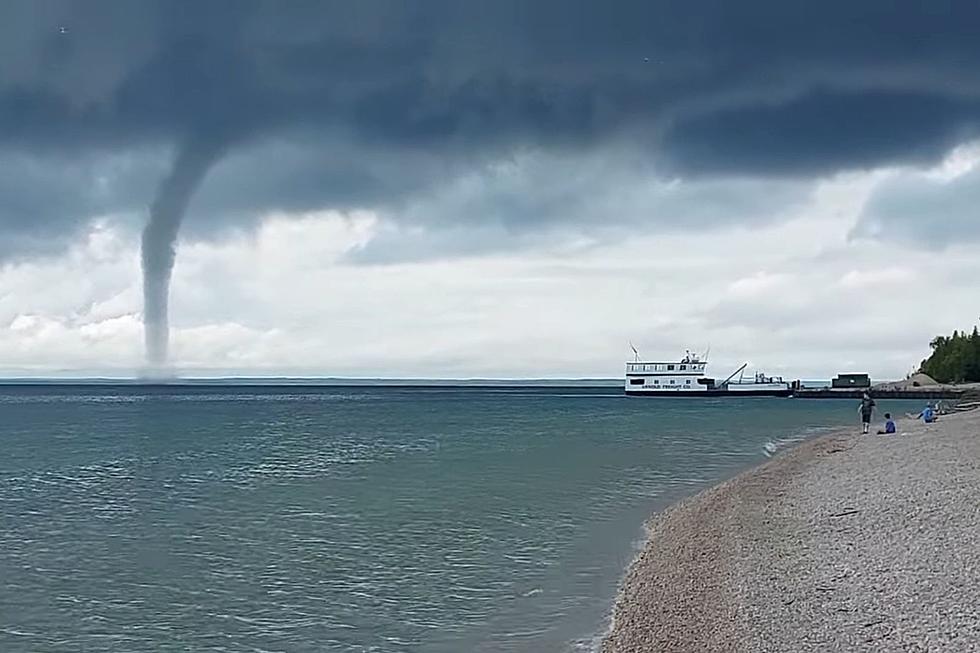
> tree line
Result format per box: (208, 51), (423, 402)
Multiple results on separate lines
(920, 326), (980, 383)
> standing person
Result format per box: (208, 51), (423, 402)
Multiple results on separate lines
(858, 392), (876, 434)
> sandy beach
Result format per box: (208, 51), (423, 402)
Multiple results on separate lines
(602, 408), (980, 652)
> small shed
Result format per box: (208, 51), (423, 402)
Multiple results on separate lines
(832, 373), (871, 389)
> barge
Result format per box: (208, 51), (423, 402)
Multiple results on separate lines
(625, 351), (791, 397)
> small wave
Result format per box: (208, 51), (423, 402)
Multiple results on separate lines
(762, 434), (807, 457)
(0, 394), (148, 404)
(567, 612), (615, 653)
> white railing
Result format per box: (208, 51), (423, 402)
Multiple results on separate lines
(626, 363), (706, 374)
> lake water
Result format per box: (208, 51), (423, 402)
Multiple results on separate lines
(0, 385), (918, 652)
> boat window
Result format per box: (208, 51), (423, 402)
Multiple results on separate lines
(653, 379), (659, 384)
(680, 365), (687, 370)
(629, 378), (644, 385)
(667, 364), (675, 371)
(685, 380), (691, 384)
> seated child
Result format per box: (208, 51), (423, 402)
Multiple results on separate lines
(877, 413), (896, 435)
(911, 405), (937, 423)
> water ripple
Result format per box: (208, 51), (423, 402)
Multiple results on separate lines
(2, 388), (919, 652)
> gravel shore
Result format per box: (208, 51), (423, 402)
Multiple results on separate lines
(601, 408), (980, 652)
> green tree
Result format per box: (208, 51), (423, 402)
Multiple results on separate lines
(921, 325), (980, 383)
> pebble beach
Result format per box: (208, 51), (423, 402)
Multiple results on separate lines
(602, 408), (980, 652)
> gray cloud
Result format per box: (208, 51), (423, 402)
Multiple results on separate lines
(4, 0), (980, 257)
(0, 149), (162, 259)
(345, 153), (810, 263)
(852, 164), (980, 247)
(661, 90), (980, 176)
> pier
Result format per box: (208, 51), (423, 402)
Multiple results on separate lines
(791, 387), (964, 400)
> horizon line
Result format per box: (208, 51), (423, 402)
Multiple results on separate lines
(0, 375), (625, 384)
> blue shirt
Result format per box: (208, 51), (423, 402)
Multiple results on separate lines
(884, 419), (896, 433)
(921, 407), (935, 423)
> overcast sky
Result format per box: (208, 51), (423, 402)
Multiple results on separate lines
(2, 0), (979, 379)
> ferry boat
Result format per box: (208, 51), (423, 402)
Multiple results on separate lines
(625, 350), (792, 397)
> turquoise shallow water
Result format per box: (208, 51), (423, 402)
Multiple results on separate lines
(0, 386), (920, 652)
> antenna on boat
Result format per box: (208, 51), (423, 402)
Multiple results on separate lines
(629, 341), (640, 362)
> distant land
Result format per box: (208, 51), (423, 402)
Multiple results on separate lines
(0, 377), (624, 387)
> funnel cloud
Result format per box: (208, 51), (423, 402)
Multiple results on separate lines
(142, 138), (227, 366)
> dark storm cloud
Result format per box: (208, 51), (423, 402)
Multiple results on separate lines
(0, 149), (161, 259)
(661, 90), (980, 176)
(3, 0), (980, 252)
(343, 154), (810, 264)
(851, 163), (980, 247)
